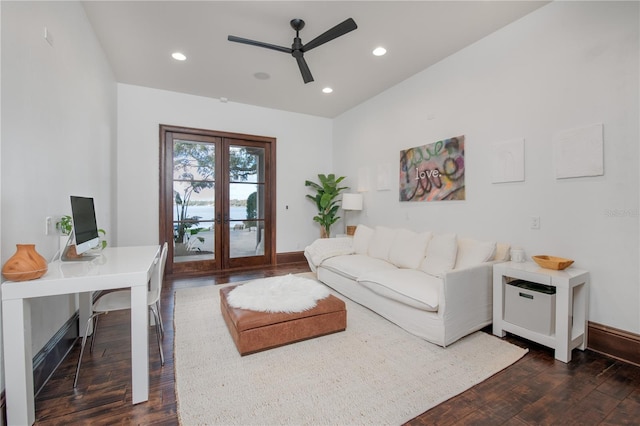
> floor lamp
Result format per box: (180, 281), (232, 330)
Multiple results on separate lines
(342, 193), (363, 236)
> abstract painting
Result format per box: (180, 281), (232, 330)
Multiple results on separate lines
(399, 135), (465, 202)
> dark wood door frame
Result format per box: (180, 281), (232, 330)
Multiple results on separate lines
(159, 124), (277, 276)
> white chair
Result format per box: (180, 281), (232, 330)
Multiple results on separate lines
(73, 242), (169, 388)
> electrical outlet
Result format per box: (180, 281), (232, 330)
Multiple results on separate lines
(530, 216), (540, 230)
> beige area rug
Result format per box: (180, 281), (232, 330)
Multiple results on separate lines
(174, 275), (527, 425)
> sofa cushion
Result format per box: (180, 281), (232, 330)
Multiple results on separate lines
(420, 233), (458, 277)
(494, 243), (511, 261)
(353, 224), (375, 255)
(368, 226), (397, 261)
(357, 269), (440, 312)
(389, 229), (433, 269)
(320, 254), (397, 281)
(454, 238), (496, 269)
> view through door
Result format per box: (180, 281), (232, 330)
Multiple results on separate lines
(160, 125), (276, 275)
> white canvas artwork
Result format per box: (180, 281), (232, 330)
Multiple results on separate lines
(357, 166), (370, 192)
(376, 163), (393, 191)
(553, 123), (604, 179)
(491, 138), (525, 183)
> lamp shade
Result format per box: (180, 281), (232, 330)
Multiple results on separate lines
(342, 193), (363, 211)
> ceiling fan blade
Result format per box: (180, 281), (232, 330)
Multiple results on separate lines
(295, 56), (314, 84)
(301, 18), (357, 52)
(227, 35), (292, 54)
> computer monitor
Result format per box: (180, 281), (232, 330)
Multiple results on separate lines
(67, 196), (100, 257)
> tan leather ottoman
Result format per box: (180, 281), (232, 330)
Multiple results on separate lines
(220, 285), (347, 355)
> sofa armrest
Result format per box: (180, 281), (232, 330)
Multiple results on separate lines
(440, 262), (496, 323)
(304, 237), (354, 270)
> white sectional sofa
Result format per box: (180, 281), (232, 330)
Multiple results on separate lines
(304, 225), (509, 347)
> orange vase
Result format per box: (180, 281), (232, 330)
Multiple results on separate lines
(2, 244), (48, 281)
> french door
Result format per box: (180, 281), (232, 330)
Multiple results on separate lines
(160, 125), (276, 275)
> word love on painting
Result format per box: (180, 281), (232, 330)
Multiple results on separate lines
(415, 168), (440, 180)
(399, 135), (465, 202)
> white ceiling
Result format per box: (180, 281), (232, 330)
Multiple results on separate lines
(82, 1), (548, 118)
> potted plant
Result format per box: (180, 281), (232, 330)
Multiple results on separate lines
(56, 215), (73, 236)
(305, 174), (348, 238)
(56, 215), (107, 250)
(56, 215), (73, 253)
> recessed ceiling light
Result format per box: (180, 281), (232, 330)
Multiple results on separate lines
(171, 52), (187, 61)
(322, 87), (333, 94)
(372, 47), (387, 57)
(253, 72), (271, 80)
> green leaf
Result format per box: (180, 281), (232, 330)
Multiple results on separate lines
(304, 173), (349, 236)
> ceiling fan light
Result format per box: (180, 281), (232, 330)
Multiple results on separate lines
(171, 52), (187, 61)
(373, 47), (387, 57)
(322, 87), (333, 94)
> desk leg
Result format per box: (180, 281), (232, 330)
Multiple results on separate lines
(2, 299), (35, 425)
(130, 285), (149, 404)
(78, 292), (92, 337)
(555, 286), (572, 363)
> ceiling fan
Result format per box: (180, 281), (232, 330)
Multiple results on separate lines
(228, 18), (358, 84)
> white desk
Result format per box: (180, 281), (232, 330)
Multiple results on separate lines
(2, 245), (161, 425)
(493, 261), (589, 363)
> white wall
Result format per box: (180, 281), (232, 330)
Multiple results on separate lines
(333, 1), (639, 334)
(116, 84), (333, 252)
(0, 0), (116, 388)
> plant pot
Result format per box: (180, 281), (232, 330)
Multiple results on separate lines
(2, 244), (48, 281)
(320, 227), (330, 239)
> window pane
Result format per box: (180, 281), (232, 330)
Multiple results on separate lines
(230, 221), (264, 258)
(173, 224), (214, 262)
(173, 137), (216, 259)
(229, 146), (264, 182)
(229, 183), (263, 221)
(172, 184), (215, 222)
(173, 141), (215, 181)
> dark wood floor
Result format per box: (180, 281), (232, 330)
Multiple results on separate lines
(33, 263), (640, 425)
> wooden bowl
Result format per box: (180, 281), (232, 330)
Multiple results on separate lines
(532, 255), (574, 270)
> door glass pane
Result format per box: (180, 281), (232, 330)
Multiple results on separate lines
(173, 140), (215, 263)
(228, 146), (263, 182)
(229, 146), (265, 258)
(174, 141), (215, 180)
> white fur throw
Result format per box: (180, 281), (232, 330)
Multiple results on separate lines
(227, 274), (331, 313)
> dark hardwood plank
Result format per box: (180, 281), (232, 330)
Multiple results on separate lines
(32, 262), (640, 425)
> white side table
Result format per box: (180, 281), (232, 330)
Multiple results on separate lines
(493, 261), (589, 363)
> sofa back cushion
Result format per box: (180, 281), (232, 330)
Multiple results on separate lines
(368, 226), (397, 261)
(389, 229), (433, 269)
(352, 224), (375, 255)
(420, 233), (458, 277)
(454, 238), (497, 269)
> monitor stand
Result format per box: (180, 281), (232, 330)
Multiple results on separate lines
(61, 234), (98, 262)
